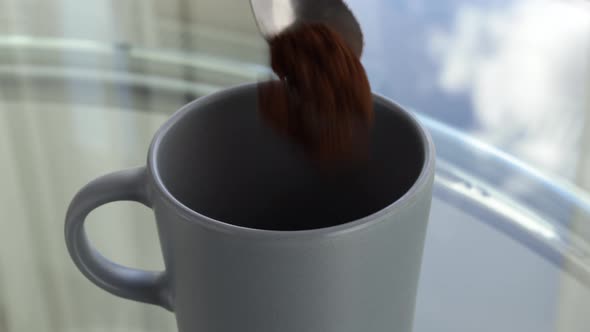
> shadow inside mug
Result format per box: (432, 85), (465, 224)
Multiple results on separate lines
(156, 85), (424, 231)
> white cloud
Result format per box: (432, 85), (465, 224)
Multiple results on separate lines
(430, 0), (590, 178)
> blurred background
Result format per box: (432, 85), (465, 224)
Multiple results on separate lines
(0, 0), (589, 331)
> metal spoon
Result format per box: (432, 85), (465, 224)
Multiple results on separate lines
(249, 0), (364, 57)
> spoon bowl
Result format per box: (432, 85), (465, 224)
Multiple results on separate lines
(249, 0), (364, 57)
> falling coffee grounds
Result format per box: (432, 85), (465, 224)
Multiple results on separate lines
(258, 23), (373, 162)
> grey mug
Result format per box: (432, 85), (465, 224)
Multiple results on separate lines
(65, 82), (435, 332)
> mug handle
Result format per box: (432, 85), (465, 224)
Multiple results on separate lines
(64, 166), (172, 311)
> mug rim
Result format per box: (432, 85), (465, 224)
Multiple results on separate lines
(147, 82), (435, 238)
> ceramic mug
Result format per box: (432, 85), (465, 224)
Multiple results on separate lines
(65, 82), (435, 332)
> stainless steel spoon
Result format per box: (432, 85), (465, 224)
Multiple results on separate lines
(249, 0), (364, 57)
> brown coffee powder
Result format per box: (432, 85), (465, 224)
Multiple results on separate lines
(258, 23), (373, 162)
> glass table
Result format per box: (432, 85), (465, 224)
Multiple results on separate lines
(1, 0), (589, 331)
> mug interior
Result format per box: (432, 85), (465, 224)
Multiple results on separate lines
(155, 84), (425, 231)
